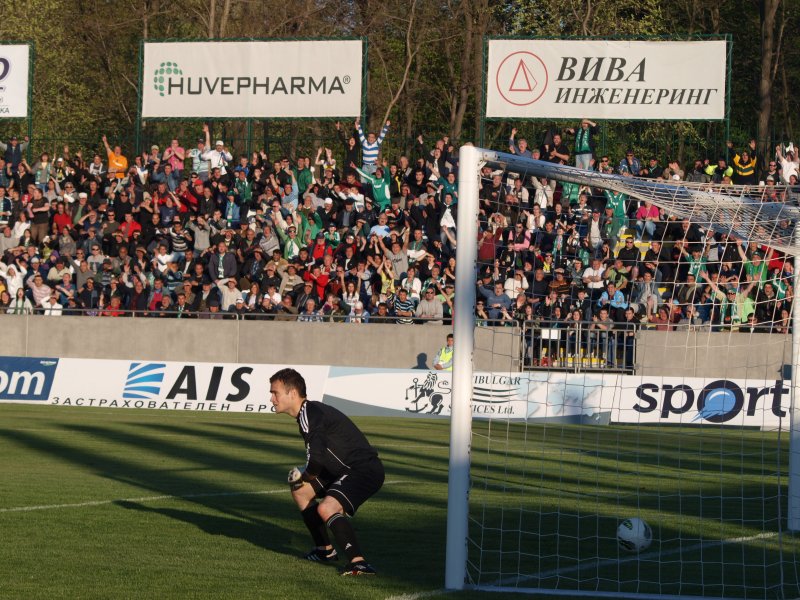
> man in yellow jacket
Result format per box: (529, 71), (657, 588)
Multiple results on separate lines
(727, 141), (758, 185)
(434, 333), (454, 371)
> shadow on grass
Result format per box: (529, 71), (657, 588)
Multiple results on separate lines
(114, 500), (298, 558)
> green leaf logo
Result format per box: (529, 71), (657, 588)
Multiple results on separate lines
(153, 61), (183, 97)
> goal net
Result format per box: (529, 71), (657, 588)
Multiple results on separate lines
(447, 145), (800, 599)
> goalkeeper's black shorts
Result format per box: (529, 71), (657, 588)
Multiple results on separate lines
(311, 458), (385, 516)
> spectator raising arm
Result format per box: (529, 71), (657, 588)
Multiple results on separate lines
(355, 118), (390, 173)
(508, 128), (532, 158)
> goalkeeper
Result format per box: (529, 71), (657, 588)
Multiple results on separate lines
(270, 368), (385, 576)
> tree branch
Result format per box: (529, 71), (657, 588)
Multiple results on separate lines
(381, 0), (419, 125)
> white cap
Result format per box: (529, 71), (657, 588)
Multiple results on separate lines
(215, 140), (224, 146)
(235, 295), (244, 303)
(324, 198), (333, 205)
(78, 192), (88, 199)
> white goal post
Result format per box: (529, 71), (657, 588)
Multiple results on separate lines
(446, 145), (800, 596)
(446, 144), (481, 589)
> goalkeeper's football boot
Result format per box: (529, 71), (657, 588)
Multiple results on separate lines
(340, 560), (376, 576)
(303, 547), (338, 562)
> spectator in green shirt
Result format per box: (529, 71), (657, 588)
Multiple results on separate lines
(736, 240), (773, 288)
(354, 159), (392, 210)
(677, 240), (708, 279)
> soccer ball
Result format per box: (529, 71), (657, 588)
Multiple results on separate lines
(617, 517), (653, 552)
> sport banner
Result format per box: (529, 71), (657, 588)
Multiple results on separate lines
(486, 39), (726, 120)
(0, 44), (31, 118)
(141, 40), (363, 118)
(324, 369), (789, 429)
(0, 356), (788, 428)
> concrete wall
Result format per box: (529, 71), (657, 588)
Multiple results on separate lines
(636, 330), (791, 380)
(1, 315), (790, 378)
(2, 315), (458, 369)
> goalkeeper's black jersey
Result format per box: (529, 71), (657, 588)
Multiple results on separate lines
(296, 400), (379, 479)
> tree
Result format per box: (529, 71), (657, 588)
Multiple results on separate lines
(756, 0), (783, 160)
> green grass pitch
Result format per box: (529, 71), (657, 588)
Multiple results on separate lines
(0, 404), (798, 600)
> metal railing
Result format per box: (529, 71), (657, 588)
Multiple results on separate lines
(520, 320), (636, 373)
(4, 306), (450, 323)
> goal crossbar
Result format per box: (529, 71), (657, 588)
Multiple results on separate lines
(480, 149), (800, 255)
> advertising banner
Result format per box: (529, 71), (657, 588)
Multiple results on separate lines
(617, 376), (790, 428)
(0, 44), (31, 118)
(324, 367), (610, 424)
(0, 356), (328, 413)
(141, 40), (363, 118)
(0, 356), (788, 428)
(0, 357), (58, 401)
(324, 369), (791, 428)
(486, 39), (726, 120)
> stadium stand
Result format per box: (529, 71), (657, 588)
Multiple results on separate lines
(0, 125), (798, 370)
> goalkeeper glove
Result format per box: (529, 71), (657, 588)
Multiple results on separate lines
(288, 467), (305, 491)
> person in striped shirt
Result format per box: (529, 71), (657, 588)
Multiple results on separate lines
(354, 118), (390, 178)
(392, 287), (415, 324)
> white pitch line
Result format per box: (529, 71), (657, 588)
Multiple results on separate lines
(383, 590), (443, 600)
(0, 488), (287, 513)
(492, 530), (779, 587)
(0, 480), (410, 514)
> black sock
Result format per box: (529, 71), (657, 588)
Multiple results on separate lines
(326, 513), (363, 562)
(301, 504), (330, 548)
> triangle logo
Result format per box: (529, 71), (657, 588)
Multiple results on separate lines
(509, 60), (535, 92)
(494, 50), (548, 107)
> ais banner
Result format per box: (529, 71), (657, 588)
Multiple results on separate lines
(0, 44), (31, 118)
(486, 39), (726, 120)
(141, 40), (363, 118)
(0, 356), (328, 413)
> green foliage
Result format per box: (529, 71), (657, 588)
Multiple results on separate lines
(0, 0), (795, 162)
(501, 0), (666, 37)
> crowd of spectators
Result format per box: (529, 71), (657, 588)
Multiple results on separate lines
(0, 120), (797, 354)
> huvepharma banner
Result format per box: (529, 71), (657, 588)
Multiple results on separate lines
(0, 44), (31, 118)
(0, 357), (789, 428)
(141, 40), (363, 118)
(485, 39), (726, 120)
